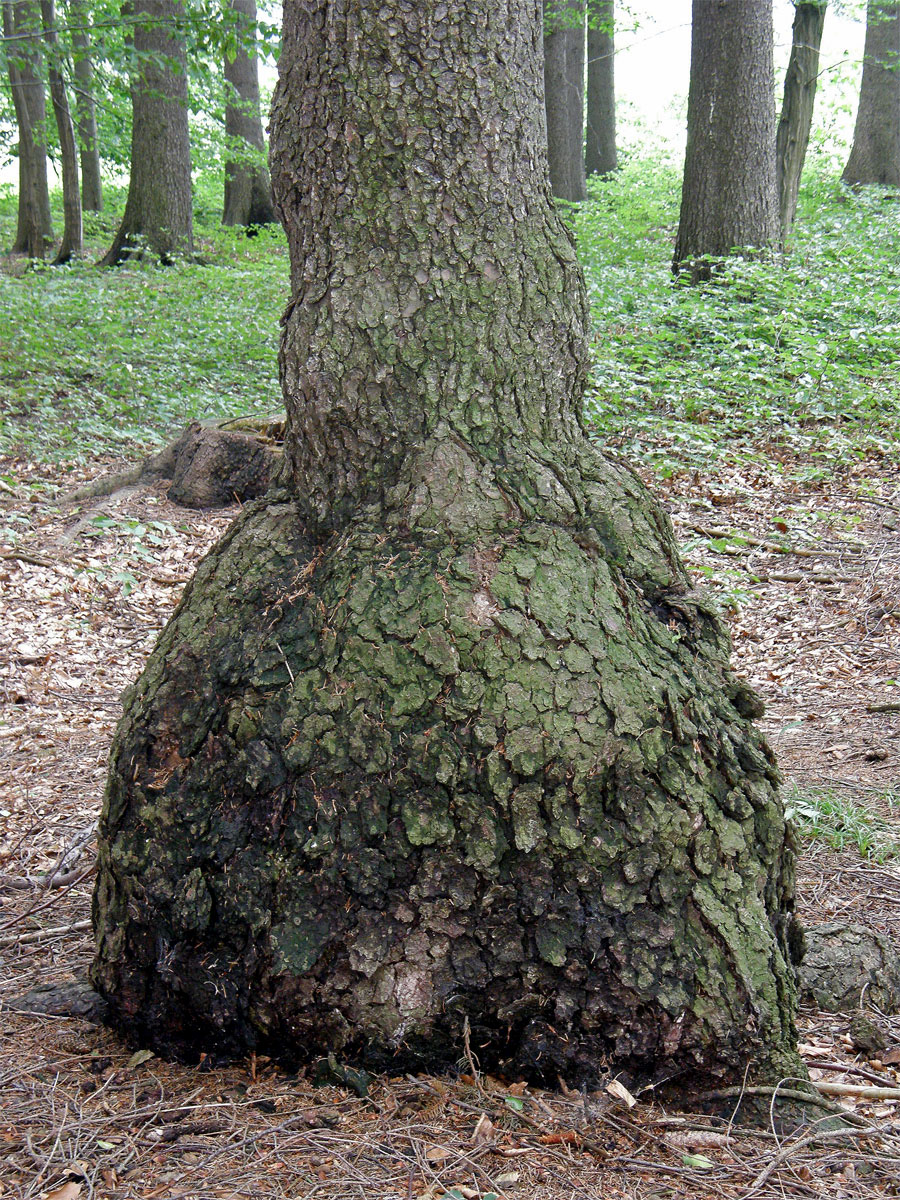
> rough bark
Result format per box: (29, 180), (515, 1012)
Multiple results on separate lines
(842, 0), (900, 187)
(69, 0), (103, 212)
(41, 0), (83, 262)
(92, 0), (806, 1107)
(100, 0), (193, 265)
(673, 0), (780, 280)
(777, 2), (827, 237)
(544, 0), (587, 201)
(585, 0), (616, 177)
(222, 0), (275, 227)
(798, 923), (900, 1014)
(6, 0), (53, 255)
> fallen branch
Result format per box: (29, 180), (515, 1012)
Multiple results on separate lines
(1, 550), (60, 570)
(742, 1119), (890, 1198)
(807, 1059), (900, 1088)
(815, 1081), (900, 1100)
(686, 523), (861, 560)
(0, 918), (91, 948)
(866, 703), (900, 714)
(0, 865), (93, 892)
(695, 1084), (841, 1110)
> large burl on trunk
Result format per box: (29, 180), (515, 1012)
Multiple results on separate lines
(92, 0), (805, 1097)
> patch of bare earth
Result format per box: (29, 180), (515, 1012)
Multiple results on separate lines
(2, 452), (900, 1199)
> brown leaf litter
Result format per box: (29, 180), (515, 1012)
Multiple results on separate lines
(2, 450), (900, 1198)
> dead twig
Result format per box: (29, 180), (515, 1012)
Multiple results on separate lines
(687, 523), (862, 559)
(0, 918), (92, 948)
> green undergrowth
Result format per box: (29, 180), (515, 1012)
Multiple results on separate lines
(784, 784), (900, 863)
(576, 155), (900, 482)
(0, 185), (287, 462)
(2, 158), (900, 475)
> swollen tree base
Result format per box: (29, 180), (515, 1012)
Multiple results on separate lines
(92, 433), (805, 1097)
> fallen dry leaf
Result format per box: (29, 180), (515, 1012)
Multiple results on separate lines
(606, 1079), (637, 1108)
(472, 1113), (495, 1146)
(42, 1182), (82, 1200)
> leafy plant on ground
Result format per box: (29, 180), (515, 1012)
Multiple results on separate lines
(575, 156), (900, 481)
(784, 785), (900, 862)
(0, 191), (287, 461)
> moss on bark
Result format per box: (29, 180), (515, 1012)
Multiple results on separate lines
(93, 438), (802, 1090)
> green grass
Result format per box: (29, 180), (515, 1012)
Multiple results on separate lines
(0, 188), (288, 461)
(784, 785), (900, 863)
(2, 157), (900, 472)
(575, 155), (900, 479)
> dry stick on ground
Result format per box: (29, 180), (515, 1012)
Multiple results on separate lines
(2, 548), (188, 587)
(0, 919), (92, 949)
(0, 821), (98, 892)
(808, 1059), (900, 1087)
(0, 863), (94, 935)
(687, 523), (864, 559)
(741, 1117), (898, 1199)
(814, 1081), (900, 1100)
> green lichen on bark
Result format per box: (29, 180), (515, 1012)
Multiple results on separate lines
(92, 0), (805, 1099)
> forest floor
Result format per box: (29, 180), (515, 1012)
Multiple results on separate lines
(2, 445), (900, 1200)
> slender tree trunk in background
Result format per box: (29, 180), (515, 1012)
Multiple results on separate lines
(842, 0), (900, 186)
(4, 2), (43, 257)
(585, 0), (616, 176)
(7, 0), (53, 254)
(673, 0), (780, 280)
(777, 1), (827, 237)
(544, 0), (587, 200)
(92, 0), (807, 1112)
(222, 0), (274, 227)
(69, 0), (104, 212)
(100, 0), (193, 264)
(41, 0), (83, 262)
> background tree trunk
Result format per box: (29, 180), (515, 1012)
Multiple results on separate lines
(222, 0), (274, 227)
(92, 0), (805, 1106)
(777, 2), (827, 237)
(544, 0), (587, 201)
(41, 0), (83, 262)
(842, 0), (900, 187)
(673, 0), (780, 279)
(100, 0), (193, 264)
(585, 0), (616, 177)
(7, 0), (53, 254)
(69, 0), (103, 212)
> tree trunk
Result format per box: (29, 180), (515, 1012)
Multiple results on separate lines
(41, 0), (83, 262)
(585, 0), (616, 177)
(544, 0), (587, 201)
(673, 0), (780, 280)
(92, 0), (806, 1109)
(69, 0), (103, 212)
(100, 0), (193, 265)
(222, 0), (275, 227)
(6, 0), (53, 255)
(777, 2), (827, 237)
(842, 0), (900, 187)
